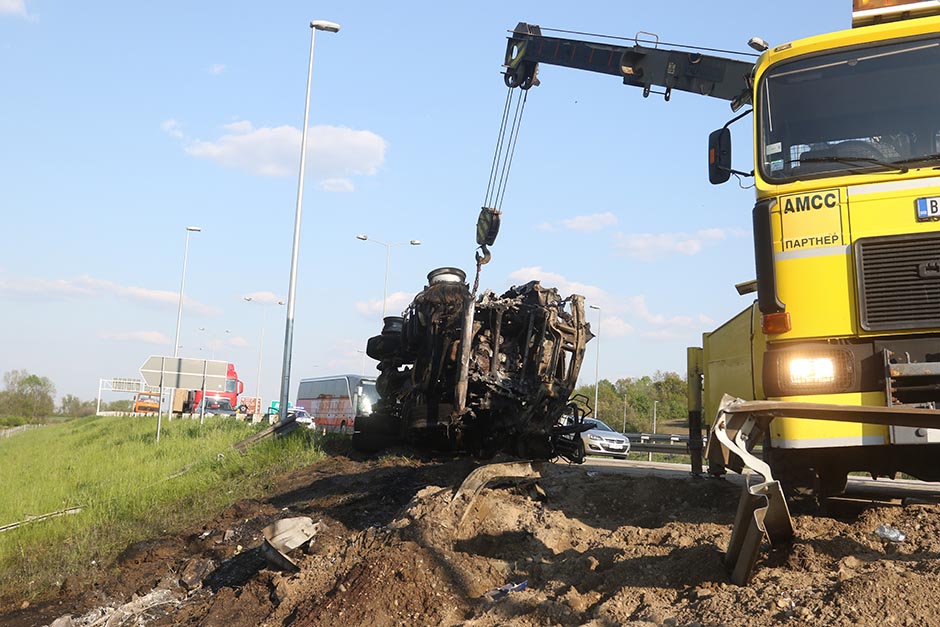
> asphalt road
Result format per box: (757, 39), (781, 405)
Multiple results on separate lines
(567, 456), (940, 503)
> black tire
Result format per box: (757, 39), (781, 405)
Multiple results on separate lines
(238, 404), (248, 414)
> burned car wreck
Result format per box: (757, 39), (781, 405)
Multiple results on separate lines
(354, 267), (594, 461)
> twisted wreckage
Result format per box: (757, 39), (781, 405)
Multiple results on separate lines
(354, 266), (594, 461)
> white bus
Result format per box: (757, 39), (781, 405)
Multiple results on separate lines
(295, 375), (378, 434)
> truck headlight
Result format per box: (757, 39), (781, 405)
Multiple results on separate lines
(765, 347), (856, 396)
(788, 357), (836, 385)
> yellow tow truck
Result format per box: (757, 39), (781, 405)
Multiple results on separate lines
(502, 0), (940, 582)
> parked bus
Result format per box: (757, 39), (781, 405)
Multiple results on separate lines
(295, 375), (378, 434)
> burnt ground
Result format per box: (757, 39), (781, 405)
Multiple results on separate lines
(4, 441), (940, 627)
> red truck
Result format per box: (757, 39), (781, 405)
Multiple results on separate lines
(173, 363), (245, 415)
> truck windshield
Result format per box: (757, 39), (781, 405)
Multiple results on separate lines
(759, 37), (940, 182)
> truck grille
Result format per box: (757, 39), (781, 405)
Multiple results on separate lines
(856, 232), (940, 331)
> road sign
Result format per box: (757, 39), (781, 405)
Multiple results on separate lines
(139, 356), (228, 391)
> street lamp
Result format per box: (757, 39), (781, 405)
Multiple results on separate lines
(649, 399), (659, 462)
(244, 296), (285, 401)
(278, 19), (340, 426)
(198, 327), (230, 360)
(356, 234), (421, 317)
(173, 226), (201, 358)
(589, 304), (601, 419)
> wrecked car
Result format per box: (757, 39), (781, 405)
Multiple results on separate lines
(354, 266), (594, 461)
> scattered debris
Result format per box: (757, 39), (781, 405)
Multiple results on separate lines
(484, 580), (527, 602)
(874, 524), (906, 542)
(0, 506), (82, 533)
(178, 557), (216, 591)
(260, 517), (321, 572)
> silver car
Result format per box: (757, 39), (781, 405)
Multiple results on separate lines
(580, 418), (631, 459)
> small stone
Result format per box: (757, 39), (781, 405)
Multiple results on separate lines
(50, 616), (74, 627)
(19, 601), (28, 610)
(223, 529), (235, 542)
(663, 618), (677, 627)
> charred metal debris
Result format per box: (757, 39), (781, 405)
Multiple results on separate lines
(355, 267), (594, 462)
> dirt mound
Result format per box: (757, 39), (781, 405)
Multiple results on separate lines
(4, 451), (940, 627)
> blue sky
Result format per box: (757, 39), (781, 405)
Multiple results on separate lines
(0, 1), (848, 404)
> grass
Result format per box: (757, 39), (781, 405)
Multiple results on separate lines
(0, 415), (325, 605)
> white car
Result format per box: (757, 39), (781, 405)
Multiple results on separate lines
(579, 418), (631, 459)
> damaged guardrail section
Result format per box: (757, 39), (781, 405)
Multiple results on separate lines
(709, 394), (940, 584)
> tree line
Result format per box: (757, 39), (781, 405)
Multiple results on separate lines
(572, 370), (687, 434)
(0, 369), (114, 422)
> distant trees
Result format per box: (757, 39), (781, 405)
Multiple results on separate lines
(0, 369), (56, 422)
(59, 394), (98, 417)
(572, 370), (687, 434)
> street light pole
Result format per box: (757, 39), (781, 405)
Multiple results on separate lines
(278, 19), (340, 426)
(589, 304), (601, 419)
(622, 393), (627, 434)
(649, 399), (659, 462)
(245, 296), (285, 401)
(356, 235), (421, 318)
(173, 226), (201, 358)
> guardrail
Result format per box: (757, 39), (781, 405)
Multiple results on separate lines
(623, 432), (705, 456)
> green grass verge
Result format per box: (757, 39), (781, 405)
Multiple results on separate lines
(0, 415), (324, 604)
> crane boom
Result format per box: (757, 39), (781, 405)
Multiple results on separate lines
(503, 22), (755, 109)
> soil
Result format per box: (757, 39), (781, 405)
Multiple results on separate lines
(3, 441), (940, 627)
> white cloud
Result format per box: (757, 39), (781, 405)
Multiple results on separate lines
(161, 119), (183, 138)
(227, 335), (250, 348)
(242, 291), (285, 305)
(0, 0), (28, 18)
(209, 63), (226, 75)
(98, 331), (171, 345)
(355, 291), (413, 317)
(0, 274), (221, 315)
(169, 120), (387, 188)
(559, 212), (619, 233)
(614, 227), (745, 261)
(599, 316), (634, 337)
(536, 212), (619, 233)
(75, 276), (221, 316)
(0, 276), (95, 297)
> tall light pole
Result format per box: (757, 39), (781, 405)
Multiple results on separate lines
(589, 304), (601, 419)
(356, 235), (421, 317)
(649, 399), (659, 462)
(173, 226), (201, 358)
(622, 393), (628, 434)
(278, 19), (340, 425)
(245, 296), (285, 401)
(198, 327), (230, 360)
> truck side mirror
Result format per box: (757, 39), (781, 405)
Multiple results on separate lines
(708, 128), (732, 185)
(238, 380), (244, 394)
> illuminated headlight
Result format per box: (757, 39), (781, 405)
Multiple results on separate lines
(788, 357), (836, 385)
(588, 434), (603, 441)
(766, 347), (855, 396)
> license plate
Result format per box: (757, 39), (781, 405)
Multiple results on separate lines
(916, 196), (940, 221)
(607, 443), (624, 450)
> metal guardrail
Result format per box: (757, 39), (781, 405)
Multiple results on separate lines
(622, 432), (704, 456)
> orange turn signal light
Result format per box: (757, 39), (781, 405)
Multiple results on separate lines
(761, 311), (791, 334)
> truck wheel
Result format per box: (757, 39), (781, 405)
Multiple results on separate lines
(238, 404), (248, 414)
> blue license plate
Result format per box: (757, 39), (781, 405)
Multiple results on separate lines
(916, 197), (940, 221)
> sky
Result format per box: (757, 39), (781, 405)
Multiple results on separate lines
(0, 1), (849, 405)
